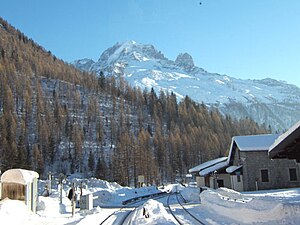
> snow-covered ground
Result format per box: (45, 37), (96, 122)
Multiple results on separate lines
(1, 177), (300, 224)
(198, 187), (300, 224)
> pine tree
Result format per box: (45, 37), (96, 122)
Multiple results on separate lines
(98, 71), (105, 90)
(95, 157), (106, 180)
(32, 144), (44, 175)
(73, 124), (84, 172)
(88, 150), (95, 173)
(0, 84), (18, 170)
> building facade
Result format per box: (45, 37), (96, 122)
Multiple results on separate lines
(190, 134), (300, 192)
(234, 146), (300, 191)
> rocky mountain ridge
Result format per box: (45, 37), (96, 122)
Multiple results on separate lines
(73, 41), (300, 131)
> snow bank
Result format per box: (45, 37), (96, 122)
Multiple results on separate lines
(217, 187), (252, 203)
(126, 199), (176, 224)
(0, 198), (36, 224)
(91, 184), (160, 206)
(201, 188), (300, 224)
(161, 183), (185, 193)
(180, 186), (201, 203)
(39, 177), (161, 207)
(75, 207), (105, 225)
(93, 190), (114, 205)
(37, 196), (73, 216)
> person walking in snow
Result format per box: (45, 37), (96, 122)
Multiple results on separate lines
(68, 188), (73, 201)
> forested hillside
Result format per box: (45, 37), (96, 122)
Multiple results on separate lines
(0, 17), (270, 186)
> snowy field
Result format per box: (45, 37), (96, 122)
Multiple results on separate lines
(1, 177), (300, 225)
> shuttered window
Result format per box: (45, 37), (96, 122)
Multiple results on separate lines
(261, 169), (269, 182)
(289, 168), (297, 181)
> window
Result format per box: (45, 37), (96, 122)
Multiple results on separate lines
(261, 169), (269, 182)
(217, 179), (224, 187)
(289, 168), (298, 181)
(237, 175), (241, 182)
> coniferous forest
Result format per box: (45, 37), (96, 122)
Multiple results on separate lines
(0, 17), (270, 186)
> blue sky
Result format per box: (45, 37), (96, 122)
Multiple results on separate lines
(1, 0), (300, 87)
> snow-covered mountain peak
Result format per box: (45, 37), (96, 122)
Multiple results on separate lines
(72, 58), (95, 71)
(73, 41), (300, 130)
(175, 53), (194, 71)
(98, 40), (166, 65)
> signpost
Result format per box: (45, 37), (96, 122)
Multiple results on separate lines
(80, 194), (93, 210)
(138, 175), (145, 188)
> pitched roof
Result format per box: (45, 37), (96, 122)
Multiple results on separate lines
(199, 160), (229, 176)
(232, 134), (280, 151)
(226, 165), (243, 174)
(189, 157), (228, 173)
(269, 120), (300, 161)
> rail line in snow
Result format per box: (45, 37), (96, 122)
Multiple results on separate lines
(166, 192), (206, 225)
(99, 192), (168, 225)
(99, 205), (135, 225)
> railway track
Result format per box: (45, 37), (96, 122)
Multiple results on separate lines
(100, 190), (205, 225)
(166, 192), (206, 225)
(99, 192), (168, 225)
(99, 205), (138, 225)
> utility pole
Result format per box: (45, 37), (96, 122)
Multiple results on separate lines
(47, 171), (52, 195)
(58, 173), (65, 204)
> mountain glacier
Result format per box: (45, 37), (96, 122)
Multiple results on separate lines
(73, 40), (300, 131)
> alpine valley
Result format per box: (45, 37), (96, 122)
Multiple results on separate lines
(74, 41), (300, 131)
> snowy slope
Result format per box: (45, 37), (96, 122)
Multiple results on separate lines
(73, 41), (300, 131)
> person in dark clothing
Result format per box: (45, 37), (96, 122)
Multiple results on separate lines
(68, 188), (73, 201)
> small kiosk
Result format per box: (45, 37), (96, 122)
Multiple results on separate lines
(0, 169), (39, 213)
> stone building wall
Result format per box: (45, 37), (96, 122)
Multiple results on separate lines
(241, 150), (300, 191)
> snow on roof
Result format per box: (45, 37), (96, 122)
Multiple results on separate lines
(1, 169), (39, 185)
(269, 120), (300, 157)
(199, 161), (229, 176)
(233, 134), (280, 151)
(226, 165), (243, 174)
(188, 157), (228, 173)
(185, 174), (193, 178)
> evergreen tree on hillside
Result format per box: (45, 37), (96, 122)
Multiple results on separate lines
(0, 17), (270, 183)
